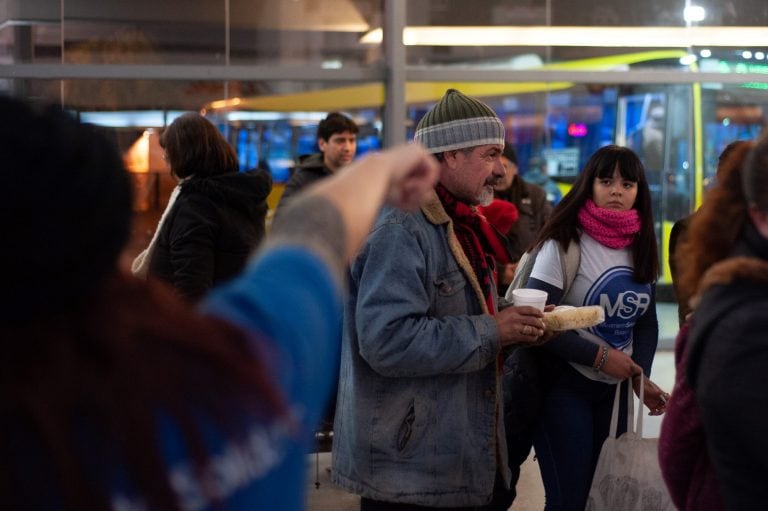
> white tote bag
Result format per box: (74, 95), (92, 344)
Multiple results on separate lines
(585, 379), (674, 511)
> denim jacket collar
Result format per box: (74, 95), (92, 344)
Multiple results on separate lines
(421, 189), (492, 315)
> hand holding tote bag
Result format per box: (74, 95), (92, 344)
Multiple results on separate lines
(585, 379), (674, 511)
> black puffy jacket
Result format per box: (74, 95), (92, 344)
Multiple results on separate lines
(148, 170), (272, 300)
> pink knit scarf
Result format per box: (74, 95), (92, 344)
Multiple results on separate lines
(577, 199), (641, 249)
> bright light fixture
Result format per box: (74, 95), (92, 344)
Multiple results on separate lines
(680, 54), (697, 65)
(79, 110), (188, 128)
(225, 111), (330, 122)
(321, 59), (343, 69)
(360, 26), (768, 48)
(743, 50), (753, 59)
(683, 6), (706, 23)
(699, 49), (712, 58)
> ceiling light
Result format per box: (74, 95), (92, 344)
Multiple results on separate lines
(360, 26), (767, 48)
(743, 50), (753, 59)
(700, 49), (712, 58)
(683, 6), (706, 23)
(680, 54), (697, 65)
(225, 111), (329, 122)
(321, 59), (343, 69)
(78, 110), (188, 128)
(756, 51), (766, 60)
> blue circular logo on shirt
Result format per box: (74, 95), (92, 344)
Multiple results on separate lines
(584, 266), (651, 349)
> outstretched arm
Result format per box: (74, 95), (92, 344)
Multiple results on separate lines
(202, 144), (439, 428)
(268, 144), (439, 280)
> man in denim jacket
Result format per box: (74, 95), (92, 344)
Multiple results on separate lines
(332, 89), (548, 510)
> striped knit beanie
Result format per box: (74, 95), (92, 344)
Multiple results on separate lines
(414, 89), (505, 154)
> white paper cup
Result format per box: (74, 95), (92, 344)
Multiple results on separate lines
(512, 288), (548, 311)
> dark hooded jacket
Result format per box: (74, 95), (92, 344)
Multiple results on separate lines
(276, 153), (331, 212)
(495, 175), (552, 262)
(148, 170), (272, 300)
(686, 223), (768, 510)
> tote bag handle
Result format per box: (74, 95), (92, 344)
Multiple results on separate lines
(608, 377), (643, 438)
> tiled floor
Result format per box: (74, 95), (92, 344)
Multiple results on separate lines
(306, 302), (681, 511)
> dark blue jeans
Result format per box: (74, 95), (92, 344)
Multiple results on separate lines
(533, 364), (628, 511)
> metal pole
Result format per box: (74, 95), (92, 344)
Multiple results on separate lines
(382, 0), (406, 148)
(224, 0), (230, 102)
(60, 0), (65, 105)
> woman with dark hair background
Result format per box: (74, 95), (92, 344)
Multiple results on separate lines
(667, 140), (750, 325)
(0, 96), (439, 511)
(659, 140), (753, 511)
(134, 112), (272, 301)
(671, 132), (768, 509)
(511, 145), (669, 510)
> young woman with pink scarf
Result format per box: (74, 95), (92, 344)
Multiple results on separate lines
(517, 145), (669, 511)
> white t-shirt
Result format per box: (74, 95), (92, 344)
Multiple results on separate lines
(530, 233), (653, 382)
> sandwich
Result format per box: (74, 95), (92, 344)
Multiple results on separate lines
(543, 305), (605, 331)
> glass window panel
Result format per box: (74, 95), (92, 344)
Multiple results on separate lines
(0, 18), (62, 64)
(0, 0), (383, 67)
(60, 1), (227, 65)
(405, 79), (768, 283)
(3, 77), (382, 260)
(230, 0), (383, 67)
(402, 0), (768, 67)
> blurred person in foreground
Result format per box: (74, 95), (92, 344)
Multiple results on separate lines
(675, 132), (768, 509)
(659, 141), (754, 511)
(0, 95), (439, 511)
(331, 89), (549, 510)
(132, 112), (272, 301)
(277, 111), (359, 211)
(481, 143), (553, 295)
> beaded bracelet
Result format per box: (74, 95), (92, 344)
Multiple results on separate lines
(594, 345), (609, 372)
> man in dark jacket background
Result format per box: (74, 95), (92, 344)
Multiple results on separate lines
(493, 144), (552, 296)
(277, 112), (358, 211)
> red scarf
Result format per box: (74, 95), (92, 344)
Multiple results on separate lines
(436, 184), (510, 314)
(577, 199), (641, 249)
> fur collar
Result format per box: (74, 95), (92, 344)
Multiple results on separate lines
(691, 256), (768, 309)
(420, 189), (490, 314)
(421, 189), (451, 224)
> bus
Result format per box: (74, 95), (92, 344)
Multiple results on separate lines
(204, 50), (768, 291)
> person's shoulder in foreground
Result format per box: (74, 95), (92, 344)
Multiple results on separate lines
(685, 134), (768, 510)
(0, 94), (439, 511)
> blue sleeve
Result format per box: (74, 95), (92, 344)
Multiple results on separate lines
(200, 246), (343, 431)
(631, 283), (659, 377)
(526, 276), (601, 367)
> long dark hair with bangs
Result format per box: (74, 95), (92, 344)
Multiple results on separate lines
(530, 145), (658, 283)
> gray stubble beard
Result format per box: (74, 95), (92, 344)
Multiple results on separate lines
(477, 185), (495, 206)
